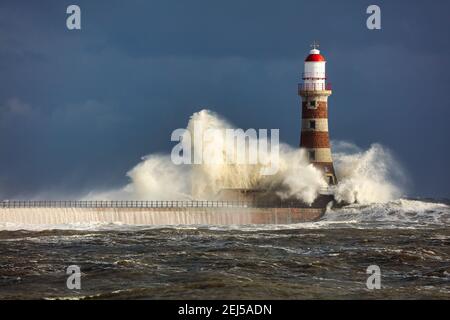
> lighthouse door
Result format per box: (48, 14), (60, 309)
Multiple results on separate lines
(327, 175), (334, 185)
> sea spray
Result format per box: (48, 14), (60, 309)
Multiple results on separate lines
(84, 110), (406, 205)
(83, 156), (191, 201)
(85, 110), (326, 204)
(332, 142), (407, 204)
(186, 110), (324, 202)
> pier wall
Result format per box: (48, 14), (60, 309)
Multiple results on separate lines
(0, 205), (324, 225)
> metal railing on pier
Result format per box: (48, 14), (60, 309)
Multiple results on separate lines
(0, 199), (328, 209)
(0, 200), (248, 209)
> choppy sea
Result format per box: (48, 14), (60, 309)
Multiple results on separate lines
(0, 198), (449, 299)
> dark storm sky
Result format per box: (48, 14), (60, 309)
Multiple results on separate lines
(0, 0), (449, 199)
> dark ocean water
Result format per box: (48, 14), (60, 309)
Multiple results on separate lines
(0, 199), (449, 299)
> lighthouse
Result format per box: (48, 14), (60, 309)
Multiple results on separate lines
(298, 42), (337, 185)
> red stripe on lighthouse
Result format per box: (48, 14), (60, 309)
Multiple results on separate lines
(300, 132), (331, 148)
(305, 54), (326, 62)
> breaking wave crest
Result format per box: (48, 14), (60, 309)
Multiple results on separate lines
(331, 142), (407, 204)
(323, 198), (450, 228)
(84, 110), (406, 206)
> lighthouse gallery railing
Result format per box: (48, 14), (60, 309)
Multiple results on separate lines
(298, 83), (332, 92)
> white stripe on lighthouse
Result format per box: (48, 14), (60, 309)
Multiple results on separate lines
(301, 119), (329, 132)
(304, 148), (333, 162)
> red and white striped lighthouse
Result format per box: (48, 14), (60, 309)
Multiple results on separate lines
(298, 42), (337, 185)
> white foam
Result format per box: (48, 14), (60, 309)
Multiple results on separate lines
(332, 142), (407, 204)
(323, 199), (450, 227)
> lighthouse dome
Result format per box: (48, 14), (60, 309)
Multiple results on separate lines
(305, 49), (326, 62)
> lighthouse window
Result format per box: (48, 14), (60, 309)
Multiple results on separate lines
(309, 150), (316, 161)
(309, 120), (316, 129)
(308, 100), (317, 109)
